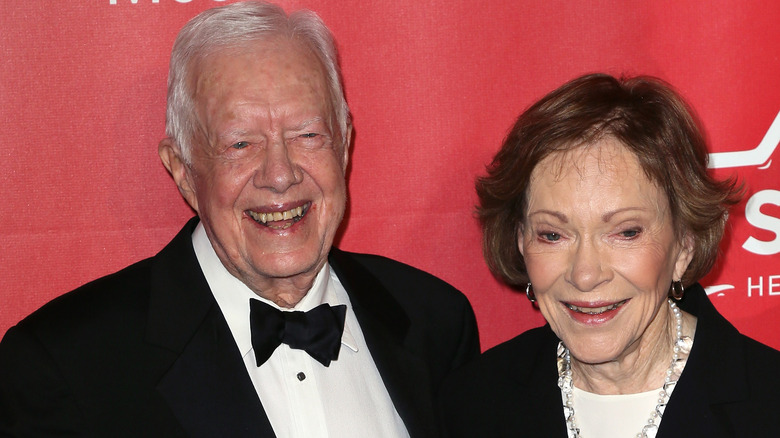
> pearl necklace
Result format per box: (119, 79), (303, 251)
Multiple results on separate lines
(556, 299), (693, 438)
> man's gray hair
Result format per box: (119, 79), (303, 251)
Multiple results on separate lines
(165, 1), (351, 163)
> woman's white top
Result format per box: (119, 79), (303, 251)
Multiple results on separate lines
(565, 384), (677, 438)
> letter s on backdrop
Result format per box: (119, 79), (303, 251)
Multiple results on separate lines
(743, 189), (780, 255)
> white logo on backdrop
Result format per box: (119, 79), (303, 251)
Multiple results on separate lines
(708, 111), (780, 169)
(109, 0), (227, 4)
(705, 110), (780, 297)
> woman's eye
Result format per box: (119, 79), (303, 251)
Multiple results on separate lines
(540, 232), (561, 242)
(231, 141), (249, 149)
(619, 228), (641, 238)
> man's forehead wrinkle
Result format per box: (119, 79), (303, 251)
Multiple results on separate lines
(186, 36), (336, 153)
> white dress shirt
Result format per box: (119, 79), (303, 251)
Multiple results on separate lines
(192, 223), (410, 438)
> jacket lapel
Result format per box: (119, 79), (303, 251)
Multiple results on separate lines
(517, 327), (570, 438)
(328, 248), (437, 438)
(146, 218), (276, 437)
(657, 285), (750, 437)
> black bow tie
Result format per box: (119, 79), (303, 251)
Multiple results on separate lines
(249, 299), (347, 367)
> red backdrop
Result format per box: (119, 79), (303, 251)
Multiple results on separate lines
(2, 0), (779, 351)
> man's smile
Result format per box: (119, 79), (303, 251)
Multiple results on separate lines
(246, 202), (311, 230)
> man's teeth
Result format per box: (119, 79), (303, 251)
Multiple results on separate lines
(566, 301), (624, 315)
(248, 206), (305, 224)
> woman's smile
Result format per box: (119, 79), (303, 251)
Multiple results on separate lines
(563, 299), (629, 324)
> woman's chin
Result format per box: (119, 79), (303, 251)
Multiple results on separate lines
(565, 341), (625, 366)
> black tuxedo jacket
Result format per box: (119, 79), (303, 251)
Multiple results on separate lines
(0, 218), (479, 437)
(439, 284), (780, 437)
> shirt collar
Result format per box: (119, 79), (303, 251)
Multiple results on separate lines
(191, 222), (358, 358)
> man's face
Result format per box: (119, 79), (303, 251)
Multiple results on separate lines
(164, 38), (349, 301)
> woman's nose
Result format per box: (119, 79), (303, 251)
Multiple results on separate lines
(566, 238), (611, 292)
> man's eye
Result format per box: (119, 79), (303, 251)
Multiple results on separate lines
(300, 133), (318, 138)
(231, 141), (249, 149)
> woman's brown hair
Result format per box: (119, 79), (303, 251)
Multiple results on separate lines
(477, 73), (741, 287)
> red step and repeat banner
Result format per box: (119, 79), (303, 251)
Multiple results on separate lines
(1, 0), (779, 351)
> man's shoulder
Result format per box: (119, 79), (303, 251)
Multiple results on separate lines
(329, 248), (470, 312)
(328, 246), (475, 333)
(331, 248), (460, 293)
(12, 219), (199, 339)
(11, 257), (156, 340)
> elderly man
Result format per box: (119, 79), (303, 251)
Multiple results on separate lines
(0, 2), (479, 437)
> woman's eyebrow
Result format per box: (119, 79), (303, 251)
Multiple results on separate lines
(601, 207), (647, 222)
(527, 210), (568, 223)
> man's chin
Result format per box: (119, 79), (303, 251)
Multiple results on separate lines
(239, 253), (327, 287)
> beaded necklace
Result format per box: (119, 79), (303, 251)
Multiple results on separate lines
(556, 299), (693, 438)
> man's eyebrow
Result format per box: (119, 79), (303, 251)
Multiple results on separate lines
(216, 129), (249, 141)
(290, 117), (326, 131)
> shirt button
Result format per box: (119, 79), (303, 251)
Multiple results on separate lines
(297, 372), (306, 381)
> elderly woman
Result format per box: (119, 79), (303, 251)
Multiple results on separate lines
(440, 73), (780, 437)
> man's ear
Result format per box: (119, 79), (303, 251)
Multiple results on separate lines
(158, 138), (199, 213)
(673, 233), (695, 281)
(340, 123), (352, 173)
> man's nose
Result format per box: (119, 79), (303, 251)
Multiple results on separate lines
(566, 238), (611, 292)
(255, 140), (302, 192)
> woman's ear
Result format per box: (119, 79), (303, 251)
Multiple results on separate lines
(673, 233), (695, 281)
(517, 223), (525, 256)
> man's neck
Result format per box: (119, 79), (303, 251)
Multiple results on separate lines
(191, 221), (328, 309)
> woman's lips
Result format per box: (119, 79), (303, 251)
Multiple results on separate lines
(564, 299), (628, 324)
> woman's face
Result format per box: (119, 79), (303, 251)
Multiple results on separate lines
(519, 138), (693, 365)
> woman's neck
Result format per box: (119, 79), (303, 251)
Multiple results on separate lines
(571, 305), (696, 395)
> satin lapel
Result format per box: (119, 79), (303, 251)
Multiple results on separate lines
(656, 285), (748, 437)
(328, 249), (436, 438)
(518, 328), (570, 438)
(146, 218), (276, 438)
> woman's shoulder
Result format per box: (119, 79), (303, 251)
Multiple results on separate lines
(676, 332), (780, 435)
(443, 325), (556, 387)
(740, 334), (780, 379)
(482, 325), (556, 362)
(438, 326), (560, 436)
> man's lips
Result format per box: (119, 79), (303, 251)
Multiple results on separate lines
(246, 202), (311, 230)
